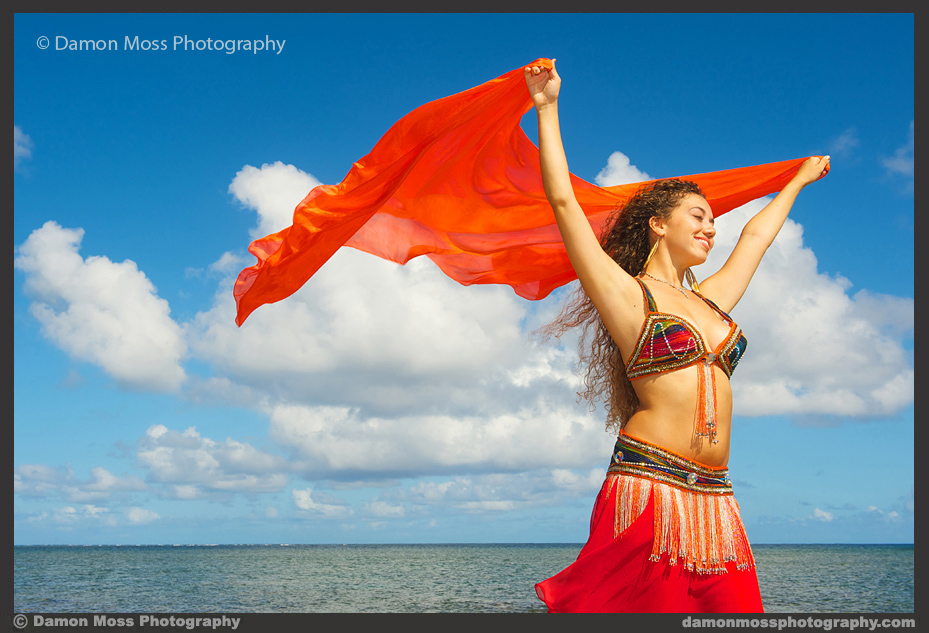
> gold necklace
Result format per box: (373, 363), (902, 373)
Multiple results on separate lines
(641, 272), (689, 297)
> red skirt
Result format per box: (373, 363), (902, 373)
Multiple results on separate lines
(535, 434), (764, 613)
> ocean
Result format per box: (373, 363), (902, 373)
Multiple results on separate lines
(13, 543), (913, 613)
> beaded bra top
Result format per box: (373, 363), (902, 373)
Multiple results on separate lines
(625, 277), (747, 380)
(624, 276), (747, 443)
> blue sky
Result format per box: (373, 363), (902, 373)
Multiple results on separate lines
(14, 13), (913, 546)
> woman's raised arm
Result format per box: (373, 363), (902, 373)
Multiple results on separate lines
(698, 155), (831, 312)
(526, 62), (641, 330)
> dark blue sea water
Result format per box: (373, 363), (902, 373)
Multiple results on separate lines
(13, 543), (913, 613)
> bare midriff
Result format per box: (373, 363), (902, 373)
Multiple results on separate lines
(622, 363), (732, 467)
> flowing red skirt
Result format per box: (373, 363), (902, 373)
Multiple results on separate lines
(535, 478), (764, 613)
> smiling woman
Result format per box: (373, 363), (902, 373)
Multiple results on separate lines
(525, 60), (829, 613)
(227, 57), (829, 612)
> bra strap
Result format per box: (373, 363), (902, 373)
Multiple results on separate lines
(694, 291), (734, 324)
(633, 276), (658, 313)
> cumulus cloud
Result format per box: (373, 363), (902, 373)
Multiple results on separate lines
(299, 467), (608, 524)
(14, 124), (33, 168)
(402, 469), (604, 511)
(190, 159), (582, 416)
(185, 251), (247, 280)
(594, 151), (651, 186)
(14, 221), (187, 392)
(20, 151), (912, 515)
(697, 199), (913, 419)
(14, 464), (147, 502)
(292, 488), (353, 518)
(187, 233), (578, 421)
(48, 504), (117, 527)
(181, 156), (915, 487)
(367, 500), (405, 518)
(276, 468), (606, 525)
(137, 424), (289, 498)
(228, 161), (323, 239)
(20, 504), (168, 530)
(266, 401), (604, 480)
(175, 161), (608, 484)
(209, 251), (247, 275)
(126, 507), (160, 524)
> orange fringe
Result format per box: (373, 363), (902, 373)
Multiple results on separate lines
(607, 473), (755, 574)
(695, 356), (719, 443)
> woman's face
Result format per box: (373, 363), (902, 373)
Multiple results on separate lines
(658, 193), (716, 263)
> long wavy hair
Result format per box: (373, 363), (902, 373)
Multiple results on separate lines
(537, 178), (705, 435)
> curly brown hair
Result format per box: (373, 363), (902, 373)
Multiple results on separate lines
(536, 178), (704, 435)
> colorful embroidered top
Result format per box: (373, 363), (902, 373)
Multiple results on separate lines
(624, 277), (747, 443)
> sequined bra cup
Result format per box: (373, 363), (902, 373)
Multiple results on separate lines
(624, 277), (747, 443)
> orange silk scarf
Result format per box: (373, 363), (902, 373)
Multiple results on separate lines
(234, 58), (824, 326)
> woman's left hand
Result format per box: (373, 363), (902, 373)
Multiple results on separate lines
(792, 155), (831, 187)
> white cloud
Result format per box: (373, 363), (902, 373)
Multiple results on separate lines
(827, 127), (860, 158)
(51, 504), (117, 526)
(813, 508), (833, 522)
(19, 150), (912, 520)
(137, 425), (289, 497)
(882, 120), (914, 185)
(190, 167), (590, 466)
(698, 199), (913, 419)
(209, 251), (246, 275)
(14, 124), (33, 167)
(14, 464), (147, 502)
(367, 500), (405, 518)
(397, 468), (605, 514)
(14, 221), (187, 392)
(594, 151), (651, 187)
(187, 237), (576, 419)
(292, 488), (353, 518)
(266, 402), (604, 479)
(185, 156), (913, 487)
(185, 251), (248, 280)
(126, 507), (160, 524)
(228, 161), (323, 239)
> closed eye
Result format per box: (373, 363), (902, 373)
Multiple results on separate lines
(689, 207), (714, 224)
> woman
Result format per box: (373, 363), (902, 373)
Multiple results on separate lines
(526, 61), (829, 612)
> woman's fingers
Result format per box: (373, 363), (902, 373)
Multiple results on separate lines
(795, 155), (830, 186)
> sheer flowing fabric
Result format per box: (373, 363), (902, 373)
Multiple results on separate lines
(234, 58), (826, 325)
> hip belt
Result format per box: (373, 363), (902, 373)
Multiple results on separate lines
(607, 432), (732, 494)
(602, 432), (753, 573)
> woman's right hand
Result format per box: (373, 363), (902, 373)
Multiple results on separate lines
(525, 59), (560, 109)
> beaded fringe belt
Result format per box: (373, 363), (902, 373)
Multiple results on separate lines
(605, 432), (755, 574)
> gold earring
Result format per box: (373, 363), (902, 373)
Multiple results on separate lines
(685, 268), (700, 293)
(642, 237), (660, 273)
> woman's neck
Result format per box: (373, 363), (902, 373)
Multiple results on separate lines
(642, 262), (686, 288)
